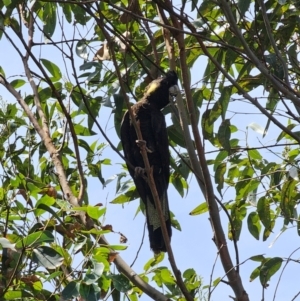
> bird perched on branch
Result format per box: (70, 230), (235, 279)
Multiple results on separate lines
(120, 71), (178, 253)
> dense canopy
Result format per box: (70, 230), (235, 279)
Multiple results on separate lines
(1, 0), (300, 300)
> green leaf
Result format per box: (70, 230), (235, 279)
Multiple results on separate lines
(15, 230), (54, 249)
(237, 0), (251, 18)
(183, 268), (196, 280)
(84, 273), (99, 285)
(229, 203), (246, 240)
(0, 66), (5, 77)
(43, 2), (57, 38)
(0, 237), (16, 250)
(3, 0), (12, 6)
(201, 109), (213, 140)
(114, 94), (125, 137)
(10, 79), (26, 88)
(263, 219), (275, 241)
(215, 162), (226, 194)
(257, 197), (271, 229)
(247, 212), (261, 240)
(74, 124), (97, 136)
(249, 266), (261, 282)
(218, 119), (231, 151)
(167, 124), (187, 147)
(76, 39), (88, 60)
(109, 274), (132, 293)
(235, 176), (251, 200)
(220, 86), (232, 120)
(73, 206), (106, 220)
(62, 282), (80, 299)
(35, 195), (56, 216)
(107, 245), (127, 250)
(281, 179), (297, 220)
(40, 58), (62, 82)
(249, 255), (265, 262)
(189, 202), (208, 215)
(60, 3), (72, 23)
(93, 260), (104, 277)
(277, 123), (297, 142)
(110, 187), (138, 204)
(272, 168), (282, 187)
(248, 122), (264, 135)
(79, 283), (100, 301)
(160, 269), (176, 285)
(170, 211), (181, 231)
(288, 43), (299, 71)
(144, 252), (164, 271)
(259, 257), (283, 287)
(213, 150), (228, 171)
(248, 149), (262, 160)
(212, 277), (221, 286)
(72, 5), (90, 25)
(87, 206), (106, 220)
(170, 174), (184, 197)
(32, 246), (64, 269)
(4, 291), (33, 300)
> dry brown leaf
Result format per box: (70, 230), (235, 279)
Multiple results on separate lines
(102, 224), (113, 231)
(93, 43), (110, 61)
(21, 275), (40, 286)
(46, 186), (57, 198)
(120, 233), (128, 244)
(108, 252), (118, 263)
(119, 0), (141, 24)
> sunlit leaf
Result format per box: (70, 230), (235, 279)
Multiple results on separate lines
(0, 237), (17, 251)
(74, 124), (97, 136)
(248, 149), (262, 160)
(259, 257), (283, 287)
(189, 202), (208, 215)
(250, 266), (260, 282)
(249, 255), (265, 262)
(15, 231), (54, 249)
(4, 291), (33, 300)
(160, 269), (176, 285)
(10, 79), (26, 88)
(32, 246), (64, 269)
(76, 39), (88, 60)
(248, 122), (264, 135)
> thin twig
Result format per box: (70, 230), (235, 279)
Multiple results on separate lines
(208, 251), (220, 301)
(130, 221), (146, 268)
(273, 247), (300, 301)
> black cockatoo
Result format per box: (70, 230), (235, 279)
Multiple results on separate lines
(120, 71), (178, 253)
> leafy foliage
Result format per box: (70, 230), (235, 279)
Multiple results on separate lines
(1, 0), (300, 300)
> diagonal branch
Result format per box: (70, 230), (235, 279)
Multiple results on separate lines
(154, 1), (249, 300)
